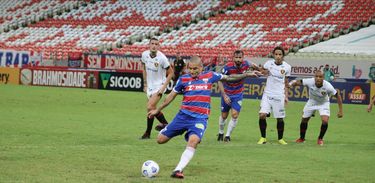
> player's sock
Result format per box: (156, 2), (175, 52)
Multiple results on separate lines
(259, 118), (267, 138)
(146, 116), (154, 134)
(155, 112), (168, 124)
(174, 146), (195, 172)
(318, 123), (328, 139)
(300, 122), (308, 139)
(219, 116), (226, 134)
(277, 119), (285, 140)
(225, 118), (238, 137)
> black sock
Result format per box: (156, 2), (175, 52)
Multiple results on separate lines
(155, 112), (168, 124)
(300, 122), (308, 139)
(318, 123), (328, 139)
(277, 119), (285, 140)
(146, 117), (154, 134)
(259, 118), (267, 138)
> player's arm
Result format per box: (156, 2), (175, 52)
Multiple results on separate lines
(284, 77), (289, 105)
(367, 95), (375, 112)
(259, 67), (269, 76)
(288, 79), (303, 87)
(182, 61), (187, 74)
(221, 70), (262, 82)
(148, 91), (178, 117)
(158, 66), (174, 95)
(336, 89), (343, 118)
(142, 62), (147, 93)
(250, 62), (261, 71)
(218, 81), (231, 105)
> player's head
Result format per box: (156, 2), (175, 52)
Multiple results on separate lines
(149, 37), (160, 55)
(188, 56), (203, 78)
(233, 50), (244, 67)
(314, 70), (324, 87)
(272, 46), (285, 64)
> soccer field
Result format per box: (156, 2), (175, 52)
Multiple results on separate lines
(0, 85), (374, 182)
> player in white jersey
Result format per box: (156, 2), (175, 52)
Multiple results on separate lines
(289, 71), (343, 146)
(140, 38), (174, 139)
(257, 47), (291, 145)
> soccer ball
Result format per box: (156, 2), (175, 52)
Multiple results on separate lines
(141, 160), (159, 178)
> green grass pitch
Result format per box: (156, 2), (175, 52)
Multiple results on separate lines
(1, 85), (374, 182)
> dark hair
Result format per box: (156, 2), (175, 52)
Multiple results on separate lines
(233, 50), (244, 56)
(273, 46), (285, 56)
(149, 37), (159, 42)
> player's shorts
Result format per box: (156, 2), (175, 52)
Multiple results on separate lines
(259, 94), (285, 118)
(146, 85), (164, 99)
(302, 101), (330, 118)
(221, 94), (243, 113)
(160, 111), (208, 141)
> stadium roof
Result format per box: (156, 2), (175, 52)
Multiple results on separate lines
(298, 25), (375, 55)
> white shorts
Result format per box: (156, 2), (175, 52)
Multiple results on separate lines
(302, 102), (330, 118)
(146, 85), (164, 99)
(259, 94), (285, 118)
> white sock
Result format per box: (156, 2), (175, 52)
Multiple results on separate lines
(174, 146), (196, 172)
(225, 118), (238, 137)
(219, 116), (226, 134)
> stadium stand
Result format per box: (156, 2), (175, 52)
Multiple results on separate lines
(0, 0), (374, 62)
(0, 0), (235, 60)
(0, 0), (81, 32)
(297, 24), (375, 55)
(112, 0), (375, 60)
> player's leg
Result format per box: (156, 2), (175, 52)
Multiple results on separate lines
(317, 104), (330, 145)
(218, 97), (230, 141)
(317, 115), (329, 146)
(297, 103), (314, 143)
(171, 135), (199, 179)
(225, 97), (242, 142)
(296, 117), (310, 143)
(224, 109), (238, 142)
(157, 113), (185, 144)
(172, 119), (206, 179)
(156, 133), (171, 144)
(140, 91), (157, 139)
(271, 96), (287, 145)
(148, 92), (168, 131)
(258, 96), (270, 144)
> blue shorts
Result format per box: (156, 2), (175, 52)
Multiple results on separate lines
(160, 111), (208, 141)
(221, 94), (243, 113)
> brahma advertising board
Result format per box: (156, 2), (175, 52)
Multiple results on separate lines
(20, 68), (90, 88)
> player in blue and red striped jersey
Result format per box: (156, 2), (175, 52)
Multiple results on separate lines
(217, 50), (260, 142)
(148, 56), (262, 179)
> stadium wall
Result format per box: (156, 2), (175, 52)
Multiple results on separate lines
(250, 57), (374, 80)
(0, 49), (42, 67)
(0, 67), (19, 84)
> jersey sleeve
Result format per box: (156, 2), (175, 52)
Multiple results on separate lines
(173, 77), (184, 93)
(141, 52), (146, 64)
(222, 65), (229, 75)
(263, 61), (270, 70)
(243, 60), (251, 71)
(326, 81), (337, 96)
(302, 78), (314, 87)
(210, 71), (224, 83)
(161, 54), (170, 69)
